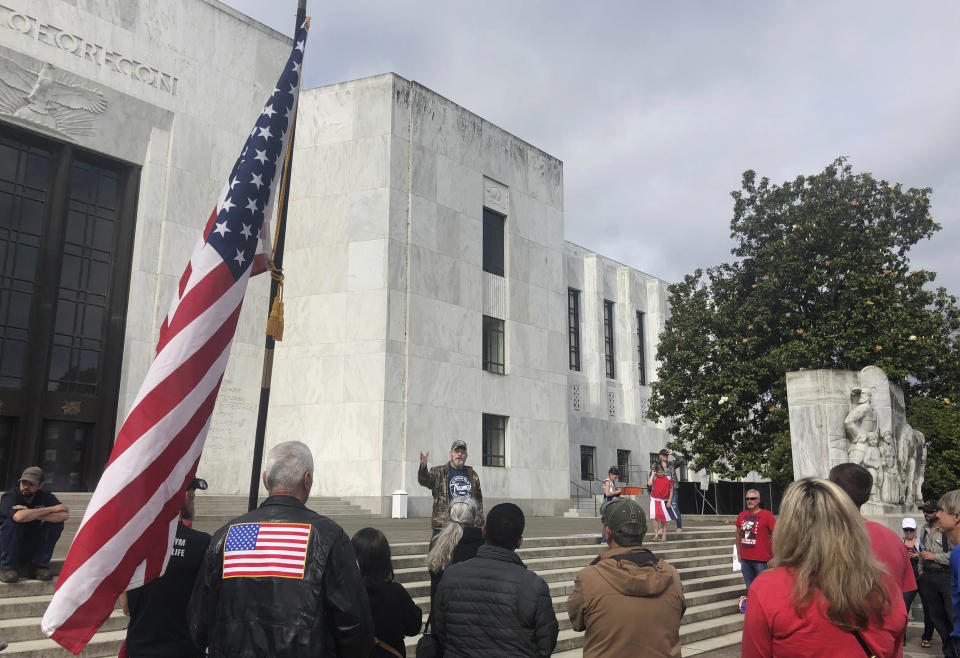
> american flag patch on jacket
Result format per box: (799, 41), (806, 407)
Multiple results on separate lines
(223, 522), (311, 579)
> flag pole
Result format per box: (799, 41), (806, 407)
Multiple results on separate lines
(248, 0), (308, 512)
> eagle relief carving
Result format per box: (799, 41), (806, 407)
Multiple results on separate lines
(0, 56), (107, 138)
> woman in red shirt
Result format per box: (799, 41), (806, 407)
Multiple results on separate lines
(742, 478), (907, 658)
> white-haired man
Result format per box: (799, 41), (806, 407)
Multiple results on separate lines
(189, 441), (373, 657)
(934, 491), (960, 658)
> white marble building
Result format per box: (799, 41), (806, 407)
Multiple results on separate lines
(265, 74), (675, 515)
(0, 0), (675, 515)
(0, 0), (291, 493)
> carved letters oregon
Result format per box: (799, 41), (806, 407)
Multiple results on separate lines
(0, 4), (179, 95)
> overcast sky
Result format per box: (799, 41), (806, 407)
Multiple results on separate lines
(223, 0), (960, 295)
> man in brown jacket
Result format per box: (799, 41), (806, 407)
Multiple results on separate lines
(567, 497), (685, 658)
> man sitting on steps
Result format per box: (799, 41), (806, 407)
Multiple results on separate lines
(0, 466), (69, 583)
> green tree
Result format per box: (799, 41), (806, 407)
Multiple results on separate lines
(647, 158), (960, 485)
(907, 397), (960, 500)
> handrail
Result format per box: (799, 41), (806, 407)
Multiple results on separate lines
(570, 480), (594, 496)
(570, 479), (600, 516)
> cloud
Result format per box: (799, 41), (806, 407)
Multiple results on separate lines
(223, 0), (960, 294)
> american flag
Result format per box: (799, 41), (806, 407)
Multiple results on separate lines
(223, 522), (311, 578)
(41, 22), (309, 655)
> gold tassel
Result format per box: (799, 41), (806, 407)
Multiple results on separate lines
(266, 269), (285, 341)
(265, 60), (299, 342)
(266, 293), (284, 341)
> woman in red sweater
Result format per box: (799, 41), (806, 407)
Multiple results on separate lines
(741, 478), (907, 658)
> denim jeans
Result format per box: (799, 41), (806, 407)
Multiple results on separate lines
(740, 559), (768, 592)
(0, 517), (64, 570)
(671, 497), (682, 529)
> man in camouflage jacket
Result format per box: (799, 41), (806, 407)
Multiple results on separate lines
(418, 440), (484, 532)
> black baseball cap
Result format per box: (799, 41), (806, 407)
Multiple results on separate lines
(188, 477), (208, 491)
(920, 499), (940, 514)
(450, 440), (467, 451)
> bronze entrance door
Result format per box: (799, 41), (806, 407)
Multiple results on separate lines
(0, 123), (138, 491)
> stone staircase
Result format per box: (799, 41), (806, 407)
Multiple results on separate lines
(0, 515), (744, 657)
(395, 525), (745, 656)
(562, 495), (602, 518)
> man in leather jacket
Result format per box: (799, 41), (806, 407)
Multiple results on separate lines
(188, 441), (373, 657)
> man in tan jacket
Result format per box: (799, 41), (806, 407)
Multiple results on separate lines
(567, 497), (686, 658)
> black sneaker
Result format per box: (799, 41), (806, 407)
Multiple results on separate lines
(34, 567), (52, 581)
(1, 569), (19, 584)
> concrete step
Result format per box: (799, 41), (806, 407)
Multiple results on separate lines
(389, 527), (731, 558)
(392, 536), (733, 569)
(411, 571), (744, 617)
(1, 629), (125, 658)
(546, 612), (743, 653)
(548, 629), (744, 657)
(393, 550), (734, 586)
(0, 610), (127, 643)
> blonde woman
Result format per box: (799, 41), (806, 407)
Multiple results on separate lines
(425, 497), (481, 601)
(741, 478), (907, 658)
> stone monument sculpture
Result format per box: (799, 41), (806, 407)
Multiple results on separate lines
(787, 366), (926, 513)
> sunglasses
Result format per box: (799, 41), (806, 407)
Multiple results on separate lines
(745, 497), (759, 501)
(904, 528), (916, 532)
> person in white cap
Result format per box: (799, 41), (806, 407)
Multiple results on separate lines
(0, 466), (69, 583)
(902, 516), (925, 644)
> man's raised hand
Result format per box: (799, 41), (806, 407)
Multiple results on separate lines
(419, 451), (429, 467)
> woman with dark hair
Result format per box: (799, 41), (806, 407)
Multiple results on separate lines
(351, 528), (422, 657)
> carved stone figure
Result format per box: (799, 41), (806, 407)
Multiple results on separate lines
(844, 388), (878, 467)
(787, 366), (927, 512)
(879, 431), (901, 503)
(844, 388), (878, 445)
(0, 58), (107, 137)
(862, 432), (884, 499)
(903, 429), (926, 506)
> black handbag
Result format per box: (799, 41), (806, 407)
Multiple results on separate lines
(415, 614), (443, 658)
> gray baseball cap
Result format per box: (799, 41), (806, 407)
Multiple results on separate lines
(600, 498), (647, 535)
(20, 467), (43, 484)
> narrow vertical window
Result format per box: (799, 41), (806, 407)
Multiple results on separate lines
(603, 300), (615, 379)
(482, 413), (507, 467)
(482, 208), (505, 277)
(482, 316), (505, 375)
(637, 311), (647, 386)
(580, 445), (596, 481)
(617, 449), (631, 484)
(568, 288), (580, 371)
